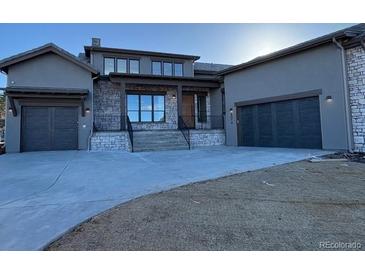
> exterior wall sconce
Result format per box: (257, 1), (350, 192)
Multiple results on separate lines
(229, 108), (233, 124)
(172, 94), (176, 99)
(325, 95), (333, 102)
(85, 108), (91, 114)
(8, 107), (13, 113)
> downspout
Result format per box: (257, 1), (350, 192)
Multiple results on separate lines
(332, 37), (354, 152)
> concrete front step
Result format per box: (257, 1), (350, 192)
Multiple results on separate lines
(132, 130), (189, 152)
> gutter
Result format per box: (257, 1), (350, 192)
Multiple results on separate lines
(332, 37), (354, 152)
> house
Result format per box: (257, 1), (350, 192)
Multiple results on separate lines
(0, 24), (364, 153)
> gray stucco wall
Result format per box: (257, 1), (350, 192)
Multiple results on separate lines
(223, 43), (348, 150)
(91, 51), (194, 77)
(5, 52), (93, 152)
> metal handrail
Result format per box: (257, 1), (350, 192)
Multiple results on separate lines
(126, 115), (134, 152)
(178, 116), (190, 150)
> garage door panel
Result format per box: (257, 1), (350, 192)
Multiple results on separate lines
(238, 96), (322, 149)
(22, 106), (78, 152)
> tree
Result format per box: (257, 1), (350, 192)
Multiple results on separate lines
(0, 93), (5, 120)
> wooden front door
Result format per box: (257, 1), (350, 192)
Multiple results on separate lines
(182, 94), (195, 128)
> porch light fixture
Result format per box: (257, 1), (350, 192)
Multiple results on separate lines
(172, 94), (176, 99)
(229, 108), (233, 114)
(230, 108), (233, 124)
(8, 107), (13, 113)
(325, 96), (333, 102)
(85, 108), (91, 114)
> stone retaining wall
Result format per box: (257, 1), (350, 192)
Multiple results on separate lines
(190, 129), (225, 147)
(90, 132), (131, 152)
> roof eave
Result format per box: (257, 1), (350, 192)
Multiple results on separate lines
(84, 46), (200, 61)
(0, 44), (98, 76)
(218, 29), (359, 76)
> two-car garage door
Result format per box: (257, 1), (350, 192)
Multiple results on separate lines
(21, 106), (78, 152)
(237, 96), (322, 149)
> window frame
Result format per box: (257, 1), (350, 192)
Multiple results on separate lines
(152, 61), (162, 75)
(163, 61), (173, 76)
(127, 93), (166, 123)
(174, 62), (183, 77)
(116, 58), (128, 73)
(103, 57), (115, 75)
(129, 59), (140, 74)
(197, 95), (207, 123)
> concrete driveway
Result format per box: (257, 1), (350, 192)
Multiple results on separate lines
(0, 146), (330, 250)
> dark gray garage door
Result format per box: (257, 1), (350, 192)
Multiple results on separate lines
(21, 106), (78, 152)
(237, 96), (322, 149)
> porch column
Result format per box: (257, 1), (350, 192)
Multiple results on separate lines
(177, 84), (182, 118)
(120, 81), (126, 130)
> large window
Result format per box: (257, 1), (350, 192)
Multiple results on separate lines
(163, 62), (173, 76)
(174, 63), (183, 76)
(127, 94), (165, 122)
(104, 57), (115, 75)
(152, 61), (162, 75)
(129, 59), (140, 74)
(117, 58), (127, 73)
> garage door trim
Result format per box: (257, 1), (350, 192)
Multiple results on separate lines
(234, 89), (322, 107)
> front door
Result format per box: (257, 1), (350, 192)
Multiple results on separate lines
(182, 94), (195, 128)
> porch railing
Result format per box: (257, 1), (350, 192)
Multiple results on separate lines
(126, 115), (134, 152)
(178, 116), (191, 150)
(179, 115), (224, 130)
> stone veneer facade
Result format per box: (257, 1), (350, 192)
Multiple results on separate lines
(346, 46), (365, 152)
(93, 79), (123, 131)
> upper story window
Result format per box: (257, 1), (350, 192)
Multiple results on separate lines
(163, 62), (173, 76)
(129, 59), (140, 74)
(152, 61), (162, 75)
(174, 63), (183, 76)
(152, 61), (184, 76)
(103, 57), (140, 75)
(104, 57), (115, 75)
(117, 58), (127, 73)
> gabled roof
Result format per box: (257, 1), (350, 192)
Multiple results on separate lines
(218, 23), (365, 76)
(84, 45), (200, 61)
(0, 43), (98, 75)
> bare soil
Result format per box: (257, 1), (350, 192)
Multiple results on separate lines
(47, 160), (365, 251)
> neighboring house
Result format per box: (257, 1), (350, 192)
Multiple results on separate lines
(0, 24), (364, 153)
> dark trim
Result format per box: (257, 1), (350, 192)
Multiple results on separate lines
(109, 73), (220, 88)
(8, 96), (17, 117)
(234, 89), (322, 107)
(6, 92), (87, 99)
(85, 45), (200, 61)
(5, 86), (88, 95)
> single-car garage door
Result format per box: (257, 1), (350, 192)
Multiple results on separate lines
(237, 96), (322, 149)
(21, 106), (78, 152)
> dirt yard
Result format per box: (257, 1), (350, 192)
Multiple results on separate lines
(47, 159), (365, 251)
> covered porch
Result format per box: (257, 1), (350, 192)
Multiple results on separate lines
(91, 74), (225, 152)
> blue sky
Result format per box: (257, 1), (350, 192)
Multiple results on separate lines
(0, 23), (354, 89)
